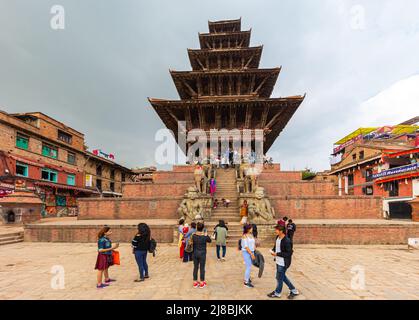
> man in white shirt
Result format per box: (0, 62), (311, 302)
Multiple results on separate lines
(267, 225), (299, 299)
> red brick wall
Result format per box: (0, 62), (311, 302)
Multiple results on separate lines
(294, 224), (419, 245)
(122, 182), (190, 197)
(259, 171), (302, 181)
(172, 165), (195, 172)
(24, 222), (419, 245)
(24, 224), (174, 243)
(260, 181), (336, 196)
(77, 197), (182, 220)
(270, 196), (382, 219)
(152, 171), (194, 183)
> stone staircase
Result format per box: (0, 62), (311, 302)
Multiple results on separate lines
(209, 168), (242, 246)
(0, 231), (24, 246)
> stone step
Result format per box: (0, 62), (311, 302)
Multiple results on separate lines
(0, 232), (23, 239)
(0, 237), (24, 246)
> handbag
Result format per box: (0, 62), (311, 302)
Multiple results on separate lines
(112, 250), (120, 265)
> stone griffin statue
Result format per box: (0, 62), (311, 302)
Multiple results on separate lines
(246, 187), (275, 224)
(177, 187), (211, 223)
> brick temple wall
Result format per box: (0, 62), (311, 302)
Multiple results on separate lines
(122, 182), (190, 197)
(256, 223), (419, 245)
(152, 171), (194, 183)
(293, 223), (419, 245)
(24, 224), (174, 243)
(270, 196), (383, 219)
(77, 197), (182, 220)
(24, 222), (419, 245)
(260, 180), (337, 196)
(259, 171), (302, 181)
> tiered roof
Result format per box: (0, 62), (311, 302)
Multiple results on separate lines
(149, 19), (305, 153)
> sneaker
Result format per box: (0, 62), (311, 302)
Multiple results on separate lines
(96, 283), (107, 289)
(244, 281), (254, 288)
(199, 281), (207, 288)
(288, 290), (300, 299)
(104, 278), (116, 283)
(144, 275), (150, 279)
(221, 257), (226, 261)
(267, 291), (281, 298)
(134, 278), (145, 282)
(217, 258), (221, 262)
(193, 281), (200, 288)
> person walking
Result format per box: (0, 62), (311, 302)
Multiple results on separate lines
(132, 223), (151, 282)
(215, 220), (228, 261)
(241, 224), (256, 288)
(192, 222), (212, 288)
(240, 200), (248, 225)
(95, 226), (119, 289)
(286, 219), (296, 242)
(209, 177), (217, 197)
(178, 219), (185, 259)
(267, 225), (300, 299)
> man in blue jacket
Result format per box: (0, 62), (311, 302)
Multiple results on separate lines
(267, 225), (300, 299)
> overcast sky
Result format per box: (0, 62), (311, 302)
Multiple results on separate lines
(0, 0), (418, 171)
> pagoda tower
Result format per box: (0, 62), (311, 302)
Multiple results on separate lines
(149, 18), (305, 159)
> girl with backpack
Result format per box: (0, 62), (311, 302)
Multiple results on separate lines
(132, 223), (151, 282)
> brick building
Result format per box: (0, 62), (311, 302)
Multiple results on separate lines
(84, 151), (133, 197)
(0, 110), (133, 217)
(329, 120), (419, 219)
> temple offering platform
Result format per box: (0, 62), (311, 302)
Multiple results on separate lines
(23, 217), (419, 245)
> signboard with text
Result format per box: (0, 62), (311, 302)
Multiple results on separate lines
(372, 163), (419, 180)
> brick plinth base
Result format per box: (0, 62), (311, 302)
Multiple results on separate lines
(24, 219), (419, 245)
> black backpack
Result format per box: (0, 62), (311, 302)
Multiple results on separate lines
(149, 238), (157, 256)
(238, 238), (242, 251)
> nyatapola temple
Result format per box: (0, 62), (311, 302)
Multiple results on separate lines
(149, 18), (305, 161)
(22, 19), (419, 245)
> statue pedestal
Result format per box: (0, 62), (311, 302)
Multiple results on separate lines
(409, 197), (419, 222)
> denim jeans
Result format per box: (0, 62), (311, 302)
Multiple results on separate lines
(216, 245), (226, 259)
(242, 251), (253, 282)
(275, 264), (295, 294)
(134, 250), (148, 279)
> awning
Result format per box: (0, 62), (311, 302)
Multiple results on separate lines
(384, 148), (419, 159)
(34, 181), (100, 194)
